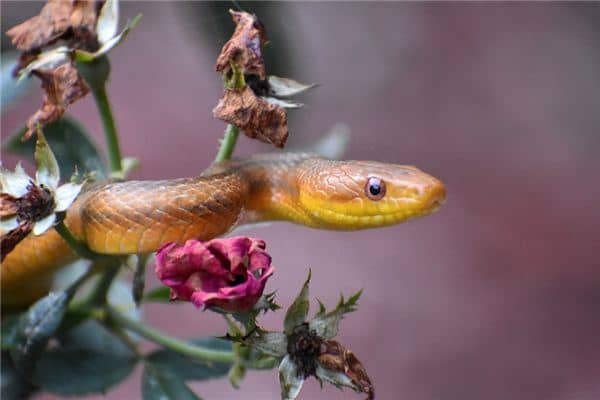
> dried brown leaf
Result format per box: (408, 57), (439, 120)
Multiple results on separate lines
(213, 86), (288, 148)
(215, 10), (268, 80)
(24, 62), (89, 140)
(6, 0), (102, 54)
(0, 221), (33, 261)
(318, 340), (374, 400)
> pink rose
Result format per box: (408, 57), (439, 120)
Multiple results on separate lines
(155, 237), (274, 312)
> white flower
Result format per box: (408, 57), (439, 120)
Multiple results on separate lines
(0, 131), (84, 236)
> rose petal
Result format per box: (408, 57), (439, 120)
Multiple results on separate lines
(0, 216), (20, 232)
(32, 213), (56, 235)
(0, 164), (32, 198)
(96, 0), (119, 45)
(267, 76), (317, 98)
(17, 46), (70, 80)
(54, 182), (84, 211)
(90, 14), (142, 59)
(154, 237), (274, 312)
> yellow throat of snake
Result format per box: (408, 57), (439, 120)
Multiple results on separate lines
(241, 154), (446, 230)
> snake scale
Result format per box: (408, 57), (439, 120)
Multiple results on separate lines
(1, 153), (446, 308)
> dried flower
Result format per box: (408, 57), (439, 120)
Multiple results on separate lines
(6, 0), (140, 139)
(23, 62), (90, 140)
(213, 10), (315, 149)
(155, 237), (275, 313)
(213, 86), (288, 148)
(240, 272), (373, 400)
(6, 0), (101, 55)
(0, 131), (84, 259)
(216, 10), (268, 80)
(317, 340), (374, 400)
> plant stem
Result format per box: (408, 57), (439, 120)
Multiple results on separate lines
(92, 84), (122, 173)
(55, 221), (98, 259)
(106, 305), (236, 363)
(214, 124), (240, 163)
(86, 262), (120, 306)
(65, 267), (99, 297)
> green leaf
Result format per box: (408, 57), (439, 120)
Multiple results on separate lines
(1, 315), (20, 350)
(142, 363), (201, 400)
(143, 286), (172, 302)
(284, 270), (311, 335)
(33, 320), (137, 395)
(34, 130), (60, 189)
(243, 331), (287, 358)
(309, 289), (363, 340)
(10, 291), (69, 375)
(3, 117), (107, 180)
(247, 351), (280, 370)
(1, 351), (36, 400)
(145, 337), (232, 381)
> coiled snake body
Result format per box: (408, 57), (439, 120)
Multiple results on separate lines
(2, 153), (446, 307)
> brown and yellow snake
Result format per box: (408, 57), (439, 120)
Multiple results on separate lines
(1, 153), (446, 308)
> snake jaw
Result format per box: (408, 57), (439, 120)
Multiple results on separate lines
(295, 160), (446, 230)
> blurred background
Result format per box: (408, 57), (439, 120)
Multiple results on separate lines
(2, 2), (600, 399)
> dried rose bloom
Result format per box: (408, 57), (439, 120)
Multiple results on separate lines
(213, 86), (288, 148)
(23, 63), (90, 140)
(6, 0), (139, 139)
(155, 237), (275, 313)
(240, 273), (373, 399)
(215, 10), (268, 80)
(213, 10), (315, 149)
(0, 132), (84, 259)
(317, 340), (374, 400)
(6, 0), (102, 56)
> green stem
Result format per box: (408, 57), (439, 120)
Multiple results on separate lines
(66, 267), (98, 294)
(214, 124), (240, 163)
(86, 262), (120, 306)
(92, 84), (122, 173)
(55, 221), (98, 259)
(106, 306), (235, 363)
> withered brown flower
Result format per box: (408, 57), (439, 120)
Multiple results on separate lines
(24, 63), (90, 140)
(213, 10), (315, 150)
(6, 0), (137, 140)
(213, 86), (288, 148)
(0, 133), (84, 260)
(317, 340), (374, 400)
(215, 10), (268, 80)
(6, 0), (102, 54)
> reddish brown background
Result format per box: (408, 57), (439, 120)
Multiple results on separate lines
(2, 2), (600, 400)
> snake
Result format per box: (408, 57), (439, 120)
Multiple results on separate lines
(1, 153), (446, 308)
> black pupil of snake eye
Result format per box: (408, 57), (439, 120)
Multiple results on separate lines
(365, 177), (385, 200)
(369, 183), (381, 196)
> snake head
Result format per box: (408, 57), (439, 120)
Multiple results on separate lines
(296, 160), (446, 230)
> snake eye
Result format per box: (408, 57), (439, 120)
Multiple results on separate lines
(365, 177), (386, 201)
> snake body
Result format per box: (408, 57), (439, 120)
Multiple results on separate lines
(1, 153), (445, 307)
